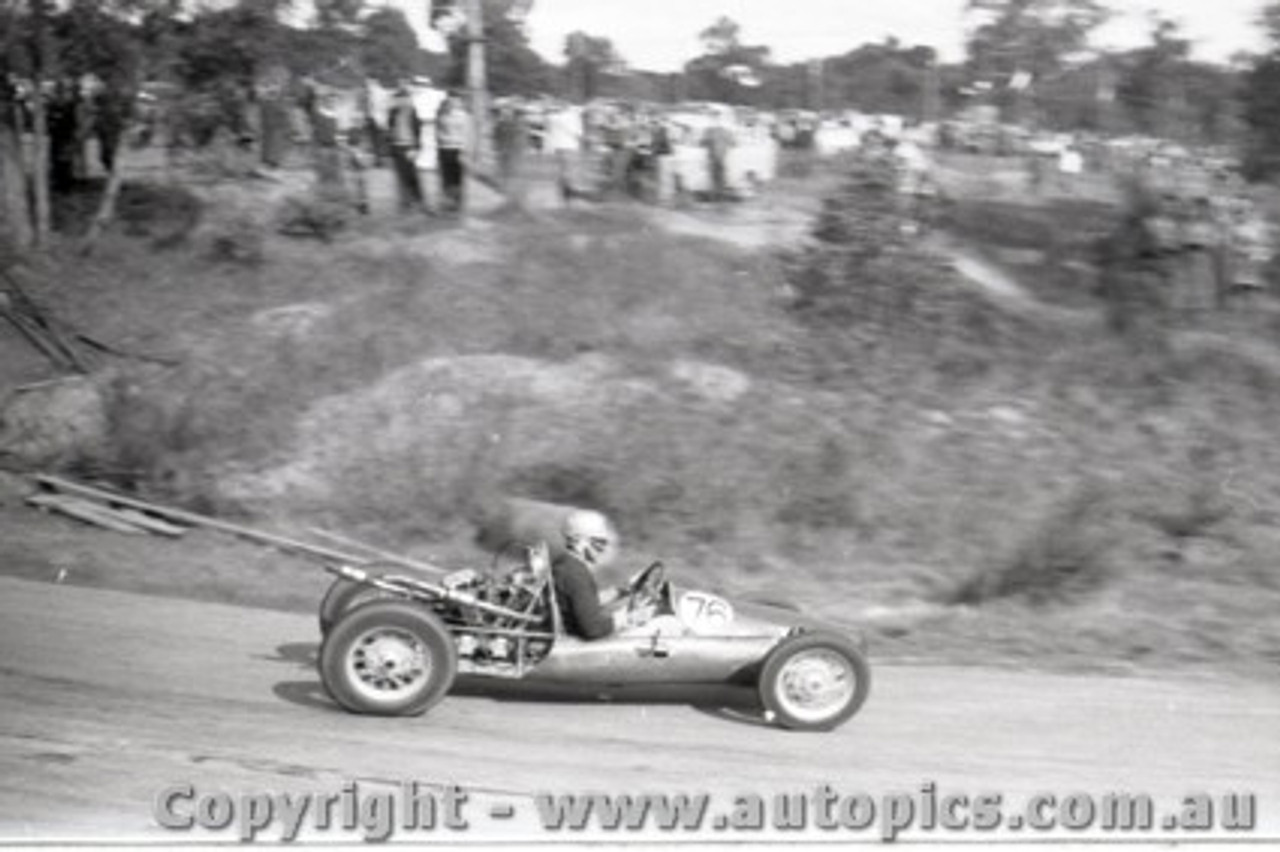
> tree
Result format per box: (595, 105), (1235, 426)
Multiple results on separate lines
(564, 30), (620, 100)
(53, 0), (143, 87)
(699, 15), (742, 57)
(1, 1), (34, 249)
(820, 40), (938, 116)
(314, 0), (363, 31)
(964, 0), (1110, 120)
(175, 0), (289, 89)
(1, 0), (189, 250)
(1115, 15), (1191, 137)
(1241, 2), (1280, 178)
(359, 7), (424, 85)
(442, 0), (552, 96)
(28, 0), (51, 244)
(683, 16), (770, 103)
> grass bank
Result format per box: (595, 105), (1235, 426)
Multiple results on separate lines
(2, 162), (1278, 674)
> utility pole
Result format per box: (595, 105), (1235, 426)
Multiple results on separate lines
(921, 58), (941, 123)
(463, 0), (491, 178)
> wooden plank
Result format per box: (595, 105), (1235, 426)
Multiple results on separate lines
(33, 474), (448, 574)
(28, 491), (186, 537)
(12, 376), (81, 394)
(1, 306), (74, 371)
(0, 282), (89, 373)
(107, 507), (188, 537)
(27, 493), (148, 535)
(39, 317), (91, 374)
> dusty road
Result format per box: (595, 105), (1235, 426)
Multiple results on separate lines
(1, 574), (1277, 844)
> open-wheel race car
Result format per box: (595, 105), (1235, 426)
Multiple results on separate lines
(316, 548), (871, 732)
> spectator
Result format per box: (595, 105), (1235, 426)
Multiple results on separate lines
(1057, 144), (1084, 194)
(310, 92), (341, 178)
(601, 106), (631, 196)
(258, 83), (290, 169)
(92, 84), (130, 176)
(546, 105), (582, 205)
(493, 101), (527, 193)
(1094, 183), (1170, 338)
(703, 111), (735, 202)
(435, 92), (473, 215)
(387, 86), (426, 214)
(625, 111), (659, 200)
(1224, 200), (1273, 302)
(1171, 197), (1222, 318)
(47, 80), (80, 193)
(359, 78), (390, 167)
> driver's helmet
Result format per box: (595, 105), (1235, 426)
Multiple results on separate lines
(561, 510), (618, 570)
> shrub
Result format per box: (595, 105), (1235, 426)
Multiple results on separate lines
(114, 181), (204, 249)
(945, 484), (1118, 607)
(208, 220), (266, 265)
(783, 153), (1039, 392)
(275, 192), (351, 242)
(774, 437), (860, 531)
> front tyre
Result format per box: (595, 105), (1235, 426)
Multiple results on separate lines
(319, 601), (458, 716)
(758, 632), (870, 731)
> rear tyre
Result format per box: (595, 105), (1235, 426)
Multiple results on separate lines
(319, 601), (458, 716)
(318, 574), (397, 636)
(758, 632), (870, 732)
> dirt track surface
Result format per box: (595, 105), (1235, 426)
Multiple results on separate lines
(1, 575), (1278, 844)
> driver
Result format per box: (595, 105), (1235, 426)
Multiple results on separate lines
(551, 510), (631, 639)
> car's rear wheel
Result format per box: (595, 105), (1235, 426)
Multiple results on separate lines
(318, 575), (398, 636)
(758, 632), (870, 731)
(319, 601), (457, 716)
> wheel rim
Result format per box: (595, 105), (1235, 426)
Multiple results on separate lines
(773, 648), (856, 724)
(343, 626), (430, 705)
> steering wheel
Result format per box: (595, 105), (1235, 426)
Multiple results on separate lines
(626, 561), (666, 615)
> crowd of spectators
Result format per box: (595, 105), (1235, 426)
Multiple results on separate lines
(5, 71), (1274, 307)
(4, 73), (133, 193)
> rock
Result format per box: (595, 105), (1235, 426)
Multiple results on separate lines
(987, 405), (1027, 426)
(0, 377), (110, 467)
(217, 353), (656, 508)
(922, 410), (955, 428)
(670, 360), (751, 404)
(251, 302), (333, 337)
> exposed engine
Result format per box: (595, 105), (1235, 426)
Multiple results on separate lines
(436, 562), (554, 676)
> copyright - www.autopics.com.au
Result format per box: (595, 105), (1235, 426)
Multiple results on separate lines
(152, 781), (1262, 842)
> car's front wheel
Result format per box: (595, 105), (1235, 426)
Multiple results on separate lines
(758, 632), (870, 731)
(319, 601), (457, 716)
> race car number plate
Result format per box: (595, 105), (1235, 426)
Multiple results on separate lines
(677, 591), (734, 632)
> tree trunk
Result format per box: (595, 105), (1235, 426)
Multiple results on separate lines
(0, 95), (32, 251)
(80, 134), (127, 255)
(30, 0), (52, 247)
(81, 84), (138, 255)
